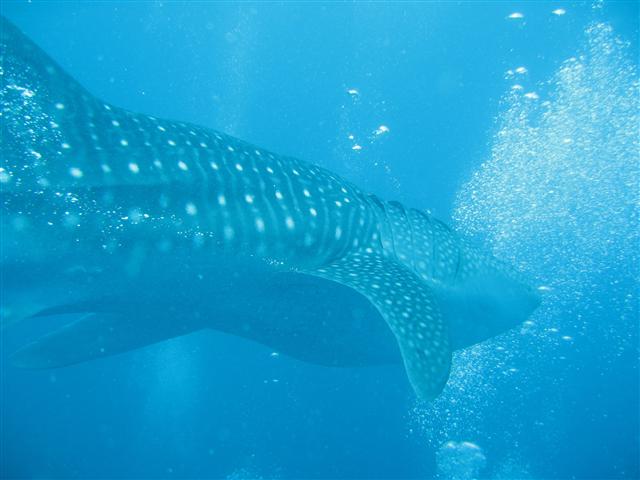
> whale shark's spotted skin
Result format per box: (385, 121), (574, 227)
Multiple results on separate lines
(0, 17), (539, 400)
(2, 38), (377, 269)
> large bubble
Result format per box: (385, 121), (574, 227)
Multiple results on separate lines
(436, 441), (486, 480)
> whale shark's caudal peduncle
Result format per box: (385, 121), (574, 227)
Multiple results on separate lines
(0, 16), (540, 400)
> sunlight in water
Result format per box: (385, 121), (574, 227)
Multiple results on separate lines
(410, 20), (639, 472)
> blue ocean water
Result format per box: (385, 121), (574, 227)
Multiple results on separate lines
(1, 1), (638, 479)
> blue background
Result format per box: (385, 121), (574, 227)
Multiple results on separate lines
(1, 1), (638, 479)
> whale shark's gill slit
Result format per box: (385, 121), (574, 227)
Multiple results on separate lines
(369, 196), (396, 255)
(430, 215), (437, 280)
(401, 202), (417, 273)
(386, 201), (415, 267)
(339, 197), (358, 256)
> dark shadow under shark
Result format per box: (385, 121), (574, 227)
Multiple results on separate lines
(0, 16), (540, 400)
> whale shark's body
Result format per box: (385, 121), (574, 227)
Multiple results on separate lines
(0, 17), (539, 400)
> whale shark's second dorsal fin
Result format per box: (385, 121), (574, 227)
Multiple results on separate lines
(306, 250), (452, 400)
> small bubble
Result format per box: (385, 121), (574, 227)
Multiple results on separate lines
(0, 169), (11, 183)
(69, 167), (83, 178)
(185, 202), (198, 216)
(374, 125), (390, 136)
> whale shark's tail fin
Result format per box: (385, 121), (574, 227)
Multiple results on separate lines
(307, 251), (452, 400)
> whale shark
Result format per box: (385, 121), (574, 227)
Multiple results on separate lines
(0, 16), (539, 400)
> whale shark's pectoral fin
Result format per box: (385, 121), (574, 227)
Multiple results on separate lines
(307, 251), (452, 400)
(10, 311), (202, 369)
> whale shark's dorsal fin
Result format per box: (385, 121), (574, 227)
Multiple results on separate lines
(306, 250), (452, 400)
